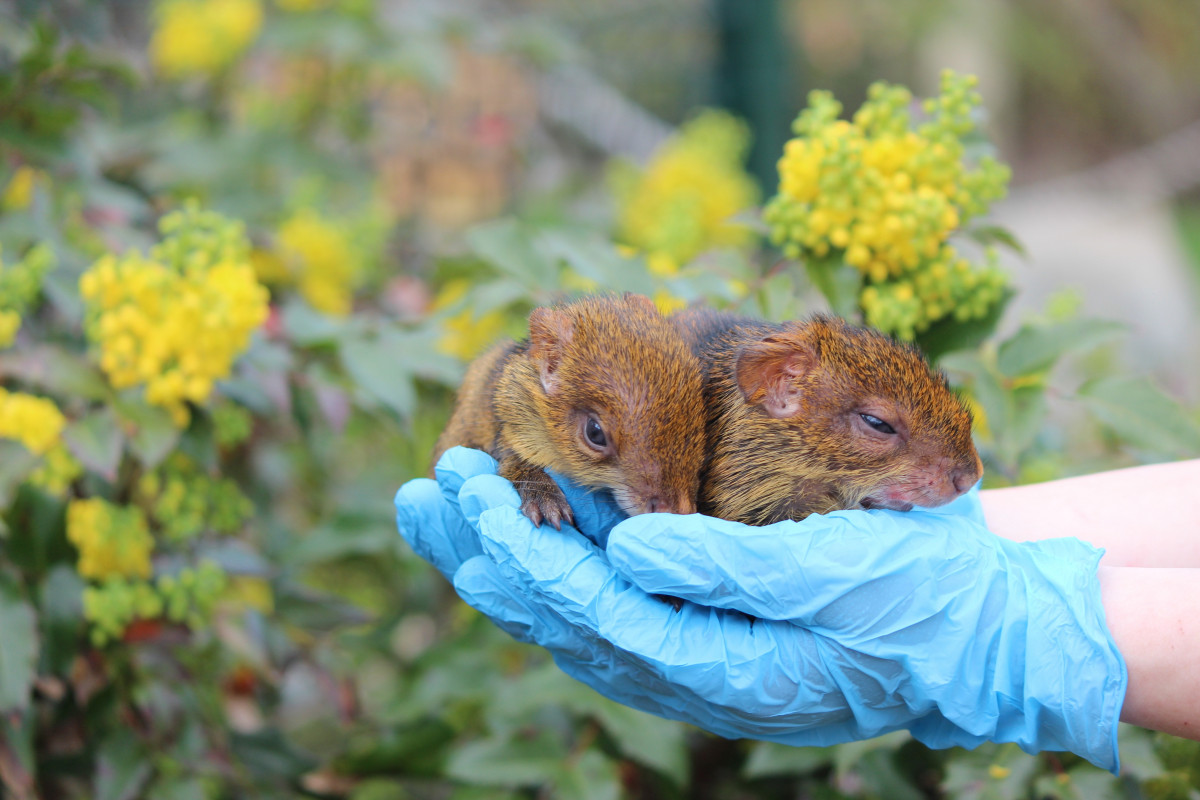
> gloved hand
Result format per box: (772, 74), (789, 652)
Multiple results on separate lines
(394, 447), (1128, 773)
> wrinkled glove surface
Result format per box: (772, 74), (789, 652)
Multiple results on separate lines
(395, 447), (1127, 772)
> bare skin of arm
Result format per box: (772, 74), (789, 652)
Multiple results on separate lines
(1097, 567), (1200, 737)
(979, 459), (1200, 568)
(978, 460), (1200, 737)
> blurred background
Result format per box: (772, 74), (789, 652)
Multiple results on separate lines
(2, 0), (1200, 798)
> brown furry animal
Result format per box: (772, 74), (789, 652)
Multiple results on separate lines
(673, 308), (982, 525)
(432, 294), (706, 529)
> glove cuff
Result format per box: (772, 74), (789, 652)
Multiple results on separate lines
(913, 537), (1127, 773)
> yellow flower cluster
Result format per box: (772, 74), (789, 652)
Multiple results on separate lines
(0, 388), (67, 455)
(0, 388), (82, 494)
(2, 166), (45, 211)
(0, 242), (55, 349)
(80, 205), (269, 427)
(275, 0), (331, 10)
(614, 109), (760, 270)
(81, 562), (229, 646)
(276, 209), (363, 316)
(433, 280), (509, 361)
(83, 579), (163, 646)
(765, 71), (1012, 339)
(0, 311), (18, 348)
(150, 0), (263, 80)
(137, 452), (254, 542)
(67, 498), (155, 581)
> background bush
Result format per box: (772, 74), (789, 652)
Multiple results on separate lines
(1, 2), (1199, 799)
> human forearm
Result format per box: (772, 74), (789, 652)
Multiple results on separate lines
(979, 460), (1200, 567)
(1098, 566), (1200, 738)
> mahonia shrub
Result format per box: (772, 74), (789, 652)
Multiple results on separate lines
(613, 108), (761, 275)
(0, 387), (82, 493)
(150, 0), (263, 79)
(1, 7), (1199, 800)
(764, 70), (1012, 339)
(0, 242), (54, 347)
(79, 203), (270, 427)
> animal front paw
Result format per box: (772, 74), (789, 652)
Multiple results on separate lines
(518, 481), (575, 530)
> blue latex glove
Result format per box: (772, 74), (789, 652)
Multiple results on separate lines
(395, 447), (1128, 773)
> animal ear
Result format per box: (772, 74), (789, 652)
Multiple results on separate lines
(735, 333), (817, 419)
(528, 307), (574, 395)
(621, 292), (659, 315)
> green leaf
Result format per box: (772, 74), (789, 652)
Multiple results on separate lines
(940, 743), (1039, 800)
(554, 749), (621, 800)
(489, 665), (688, 785)
(918, 288), (1014, 362)
(95, 728), (153, 800)
(538, 229), (655, 296)
(742, 741), (832, 779)
(0, 345), (110, 401)
(384, 329), (464, 387)
(1046, 766), (1123, 800)
(335, 719), (456, 775)
(1114, 724), (1166, 780)
(0, 711), (36, 798)
(447, 788), (524, 800)
(966, 225), (1027, 258)
(588, 703), (686, 786)
(754, 270), (802, 323)
(349, 778), (412, 800)
(1078, 376), (1200, 457)
(39, 566), (84, 677)
(272, 581), (372, 631)
(63, 407), (125, 481)
(0, 440), (38, 510)
(466, 218), (557, 289)
(178, 407), (218, 472)
(831, 730), (910, 775)
(447, 733), (568, 787)
(228, 728), (317, 782)
(340, 334), (416, 419)
(855, 748), (927, 800)
(0, 569), (38, 713)
(996, 318), (1124, 378)
(282, 300), (346, 346)
(999, 385), (1047, 469)
(114, 396), (180, 470)
(804, 257), (862, 320)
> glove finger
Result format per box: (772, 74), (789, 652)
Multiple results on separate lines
(606, 507), (999, 625)
(919, 482), (986, 526)
(546, 471), (628, 548)
(394, 478), (485, 580)
(458, 473), (524, 530)
(434, 446), (500, 509)
(472, 503), (871, 729)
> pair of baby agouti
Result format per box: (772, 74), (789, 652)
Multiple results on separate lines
(431, 293), (982, 530)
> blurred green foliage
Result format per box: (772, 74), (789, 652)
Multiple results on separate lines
(0, 2), (1198, 799)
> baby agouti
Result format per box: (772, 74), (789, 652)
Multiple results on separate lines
(431, 294), (706, 529)
(673, 308), (983, 525)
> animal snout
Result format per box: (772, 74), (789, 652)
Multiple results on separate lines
(642, 495), (695, 515)
(949, 456), (984, 496)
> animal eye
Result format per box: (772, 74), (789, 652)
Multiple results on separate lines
(584, 416), (608, 450)
(859, 413), (897, 435)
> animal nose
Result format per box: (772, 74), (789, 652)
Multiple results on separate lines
(950, 467), (977, 494)
(644, 496), (696, 515)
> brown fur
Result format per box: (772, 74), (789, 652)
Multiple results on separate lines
(674, 308), (983, 525)
(432, 294), (706, 528)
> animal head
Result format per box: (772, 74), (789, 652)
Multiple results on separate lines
(525, 293), (705, 516)
(734, 314), (982, 511)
